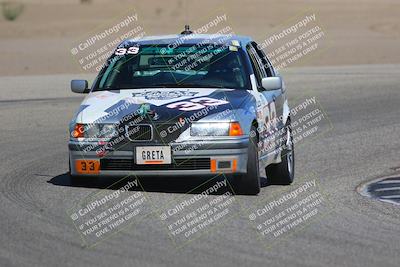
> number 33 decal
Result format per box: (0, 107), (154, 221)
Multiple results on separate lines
(167, 97), (229, 111)
(115, 46), (140, 56)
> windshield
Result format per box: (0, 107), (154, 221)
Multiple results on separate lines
(93, 43), (250, 90)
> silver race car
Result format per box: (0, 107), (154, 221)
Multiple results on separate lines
(68, 31), (294, 194)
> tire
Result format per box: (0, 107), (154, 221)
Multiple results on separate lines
(266, 123), (295, 185)
(234, 125), (261, 195)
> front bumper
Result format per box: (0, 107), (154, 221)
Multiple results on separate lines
(69, 138), (249, 177)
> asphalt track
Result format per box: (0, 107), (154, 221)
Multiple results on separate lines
(1, 64), (400, 267)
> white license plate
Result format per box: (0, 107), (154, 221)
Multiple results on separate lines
(136, 146), (171, 165)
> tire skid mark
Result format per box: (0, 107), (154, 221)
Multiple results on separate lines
(1, 154), (73, 226)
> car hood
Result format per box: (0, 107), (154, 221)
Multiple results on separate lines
(74, 88), (256, 124)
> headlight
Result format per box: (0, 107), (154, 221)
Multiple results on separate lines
(71, 123), (118, 140)
(190, 122), (243, 136)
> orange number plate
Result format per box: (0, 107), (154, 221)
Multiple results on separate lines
(75, 160), (100, 174)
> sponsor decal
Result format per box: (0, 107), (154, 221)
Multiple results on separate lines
(231, 40), (240, 47)
(132, 90), (198, 100)
(137, 103), (151, 115)
(137, 103), (159, 120)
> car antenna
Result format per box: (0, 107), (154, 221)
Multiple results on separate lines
(181, 25), (193, 35)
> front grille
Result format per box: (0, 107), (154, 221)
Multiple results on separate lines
(124, 123), (184, 143)
(101, 158), (210, 171)
(125, 124), (152, 141)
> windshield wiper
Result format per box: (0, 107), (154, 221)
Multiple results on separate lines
(94, 86), (144, 91)
(94, 84), (236, 91)
(147, 83), (232, 89)
(147, 83), (204, 88)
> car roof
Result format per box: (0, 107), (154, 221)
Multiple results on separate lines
(120, 34), (253, 48)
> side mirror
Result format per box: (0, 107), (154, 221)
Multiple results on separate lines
(261, 77), (282, 91)
(71, 80), (89, 93)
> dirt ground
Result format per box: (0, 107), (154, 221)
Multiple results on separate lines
(0, 0), (399, 76)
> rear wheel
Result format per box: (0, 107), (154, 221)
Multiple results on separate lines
(266, 123), (295, 185)
(234, 125), (261, 195)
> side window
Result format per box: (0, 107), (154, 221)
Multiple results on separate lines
(252, 46), (268, 78)
(252, 42), (275, 77)
(246, 45), (264, 87)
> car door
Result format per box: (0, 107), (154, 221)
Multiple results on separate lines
(247, 43), (284, 163)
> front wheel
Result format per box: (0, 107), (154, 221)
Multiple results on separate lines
(234, 126), (261, 195)
(266, 124), (295, 185)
